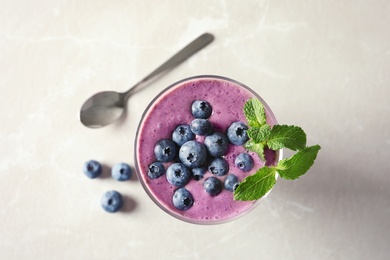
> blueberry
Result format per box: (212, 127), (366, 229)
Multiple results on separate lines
(179, 140), (207, 168)
(224, 174), (239, 192)
(208, 157), (229, 176)
(204, 132), (229, 157)
(172, 188), (194, 211)
(191, 166), (207, 181)
(203, 176), (223, 196)
(147, 162), (165, 179)
(111, 162), (132, 181)
(172, 124), (195, 146)
(235, 153), (254, 172)
(101, 190), (123, 213)
(166, 163), (191, 187)
(191, 100), (212, 119)
(227, 122), (249, 145)
(154, 139), (177, 162)
(190, 119), (213, 136)
(83, 160), (102, 179)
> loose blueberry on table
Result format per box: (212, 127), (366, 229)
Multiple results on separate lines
(111, 162), (132, 181)
(148, 99), (254, 211)
(83, 160), (102, 179)
(101, 190), (123, 213)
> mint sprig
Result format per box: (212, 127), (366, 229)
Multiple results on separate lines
(234, 98), (321, 201)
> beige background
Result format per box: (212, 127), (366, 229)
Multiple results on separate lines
(1, 0), (389, 259)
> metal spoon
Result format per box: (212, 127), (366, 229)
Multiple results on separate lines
(79, 33), (214, 128)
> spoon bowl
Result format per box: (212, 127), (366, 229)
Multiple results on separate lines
(80, 91), (125, 128)
(79, 33), (214, 128)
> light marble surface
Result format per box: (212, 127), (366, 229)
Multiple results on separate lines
(1, 1), (389, 259)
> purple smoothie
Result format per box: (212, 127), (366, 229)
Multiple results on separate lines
(135, 75), (279, 224)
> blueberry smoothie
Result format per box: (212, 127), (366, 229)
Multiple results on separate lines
(134, 75), (279, 224)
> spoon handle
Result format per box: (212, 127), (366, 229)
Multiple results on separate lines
(124, 33), (214, 98)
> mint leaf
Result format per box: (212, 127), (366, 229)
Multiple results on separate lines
(268, 125), (307, 151)
(244, 140), (265, 161)
(276, 145), (321, 180)
(247, 124), (271, 143)
(244, 98), (266, 128)
(234, 166), (277, 201)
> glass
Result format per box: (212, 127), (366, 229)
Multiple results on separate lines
(134, 75), (282, 224)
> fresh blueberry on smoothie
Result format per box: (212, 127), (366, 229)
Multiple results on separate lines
(191, 100), (212, 119)
(227, 122), (249, 146)
(235, 153), (254, 172)
(190, 118), (213, 135)
(224, 174), (240, 192)
(191, 166), (207, 181)
(208, 157), (229, 176)
(154, 139), (177, 163)
(172, 188), (194, 211)
(172, 124), (195, 146)
(204, 132), (229, 157)
(203, 176), (223, 196)
(166, 163), (191, 187)
(178, 140), (207, 168)
(147, 162), (165, 179)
